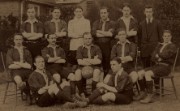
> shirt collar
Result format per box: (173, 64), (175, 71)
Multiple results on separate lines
(14, 46), (24, 50)
(35, 69), (46, 75)
(121, 16), (134, 21)
(47, 44), (59, 48)
(160, 41), (172, 45)
(116, 68), (124, 76)
(50, 19), (60, 23)
(82, 44), (95, 49)
(74, 16), (85, 21)
(146, 17), (153, 23)
(100, 18), (110, 23)
(117, 40), (131, 45)
(24, 18), (38, 23)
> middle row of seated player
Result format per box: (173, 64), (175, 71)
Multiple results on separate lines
(41, 28), (138, 99)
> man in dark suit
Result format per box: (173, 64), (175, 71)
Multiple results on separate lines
(138, 5), (163, 68)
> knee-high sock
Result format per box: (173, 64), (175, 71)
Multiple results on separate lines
(92, 81), (97, 91)
(138, 79), (146, 91)
(56, 90), (74, 102)
(88, 89), (102, 103)
(146, 81), (153, 94)
(70, 81), (76, 95)
(154, 78), (160, 89)
(76, 80), (83, 94)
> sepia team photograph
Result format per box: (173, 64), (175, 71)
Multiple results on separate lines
(0, 0), (180, 111)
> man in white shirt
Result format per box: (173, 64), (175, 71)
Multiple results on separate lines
(68, 6), (91, 67)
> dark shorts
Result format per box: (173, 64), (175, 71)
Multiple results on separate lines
(145, 64), (171, 77)
(95, 38), (111, 73)
(114, 89), (133, 104)
(11, 68), (32, 81)
(47, 63), (71, 79)
(37, 92), (56, 107)
(67, 51), (77, 65)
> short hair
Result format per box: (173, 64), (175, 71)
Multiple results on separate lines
(100, 6), (109, 12)
(14, 33), (23, 39)
(34, 56), (44, 63)
(27, 7), (36, 12)
(122, 3), (131, 9)
(83, 32), (92, 38)
(145, 4), (154, 10)
(74, 5), (83, 11)
(47, 34), (56, 39)
(117, 28), (127, 34)
(163, 30), (172, 36)
(111, 57), (122, 64)
(51, 7), (61, 12)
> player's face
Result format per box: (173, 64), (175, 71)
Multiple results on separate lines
(14, 35), (23, 46)
(52, 9), (61, 19)
(144, 8), (153, 19)
(48, 35), (57, 45)
(117, 31), (127, 42)
(122, 6), (131, 17)
(110, 61), (121, 73)
(34, 57), (45, 70)
(84, 34), (93, 46)
(100, 9), (109, 20)
(74, 8), (83, 18)
(163, 32), (172, 43)
(27, 8), (36, 19)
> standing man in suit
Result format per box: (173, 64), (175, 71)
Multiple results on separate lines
(138, 5), (163, 68)
(92, 7), (115, 75)
(21, 7), (43, 59)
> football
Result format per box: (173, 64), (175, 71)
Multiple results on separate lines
(81, 66), (93, 79)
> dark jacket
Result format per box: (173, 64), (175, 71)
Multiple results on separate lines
(151, 43), (177, 65)
(6, 47), (32, 67)
(138, 19), (163, 57)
